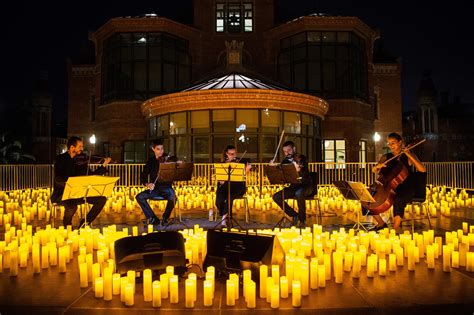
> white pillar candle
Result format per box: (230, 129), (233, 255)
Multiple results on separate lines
(125, 283), (134, 306)
(226, 279), (235, 306)
(170, 275), (179, 303)
(185, 278), (195, 308)
(259, 264), (268, 298)
(95, 277), (104, 298)
(452, 251), (459, 268)
(152, 280), (162, 307)
(292, 280), (301, 307)
(79, 262), (88, 288)
(159, 273), (169, 299)
(143, 269), (152, 302)
(103, 267), (113, 301)
(280, 276), (289, 298)
(389, 254), (396, 272)
(270, 285), (280, 309)
(426, 245), (435, 269)
(317, 265), (326, 288)
(204, 279), (213, 306)
(442, 245), (451, 272)
(379, 258), (387, 276)
(112, 274), (121, 295)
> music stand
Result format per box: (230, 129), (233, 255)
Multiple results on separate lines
(264, 164), (301, 229)
(155, 162), (194, 229)
(333, 180), (376, 231)
(62, 175), (119, 227)
(213, 162), (246, 230)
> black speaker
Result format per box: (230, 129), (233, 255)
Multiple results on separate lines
(203, 230), (285, 279)
(114, 231), (186, 275)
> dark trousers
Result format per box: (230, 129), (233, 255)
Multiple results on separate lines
(273, 184), (313, 222)
(61, 196), (107, 227)
(136, 185), (176, 220)
(215, 182), (246, 216)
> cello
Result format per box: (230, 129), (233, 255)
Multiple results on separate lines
(360, 139), (425, 214)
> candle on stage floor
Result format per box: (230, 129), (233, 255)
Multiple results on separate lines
(379, 258), (387, 276)
(442, 245), (451, 272)
(310, 259), (319, 289)
(426, 245), (435, 269)
(58, 246), (66, 273)
(301, 263), (309, 295)
(204, 279), (213, 306)
(120, 277), (128, 302)
(143, 268), (152, 302)
(9, 250), (18, 277)
(127, 270), (136, 293)
(32, 243), (40, 274)
(407, 243), (415, 271)
(367, 256), (375, 278)
(125, 283), (134, 306)
(41, 245), (49, 269)
(260, 264), (268, 298)
(459, 243), (468, 267)
(189, 273), (197, 302)
(280, 276), (289, 298)
(79, 262), (88, 288)
(160, 273), (169, 299)
(318, 265), (326, 288)
(103, 267), (113, 301)
(19, 248), (27, 268)
(170, 275), (179, 303)
(226, 279), (236, 306)
(270, 284), (280, 309)
(95, 277), (104, 298)
(243, 269), (251, 301)
(185, 278), (195, 308)
(452, 251), (459, 268)
(230, 273), (239, 300)
(266, 277), (273, 303)
(396, 247), (404, 266)
(152, 280), (161, 307)
(466, 252), (474, 272)
(112, 273), (121, 295)
(272, 265), (280, 285)
(246, 280), (256, 309)
(389, 253), (396, 272)
(333, 252), (343, 284)
(92, 263), (101, 291)
(292, 280), (301, 307)
(352, 251), (361, 278)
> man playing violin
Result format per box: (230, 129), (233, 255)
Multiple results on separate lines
(51, 136), (111, 228)
(271, 141), (312, 227)
(370, 132), (426, 231)
(215, 144), (251, 226)
(136, 139), (177, 226)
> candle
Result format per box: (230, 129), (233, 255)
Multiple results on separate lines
(230, 273), (239, 300)
(79, 262), (88, 288)
(185, 279), (195, 308)
(272, 265), (280, 285)
(280, 276), (289, 298)
(120, 277), (128, 302)
(442, 245), (451, 272)
(9, 250), (18, 277)
(103, 267), (112, 301)
(266, 277), (273, 303)
(113, 274), (121, 295)
(292, 280), (301, 307)
(125, 283), (134, 306)
(204, 279), (213, 306)
(310, 259), (319, 289)
(41, 245), (49, 269)
(389, 254), (396, 272)
(344, 251), (353, 272)
(246, 280), (256, 308)
(92, 263), (101, 291)
(318, 265), (326, 288)
(143, 269), (152, 302)
(301, 262), (309, 296)
(58, 246), (66, 273)
(260, 264), (268, 298)
(352, 252), (361, 278)
(367, 255), (375, 278)
(333, 252), (343, 284)
(459, 243), (468, 267)
(243, 269), (251, 301)
(160, 273), (169, 299)
(226, 279), (236, 306)
(452, 251), (459, 268)
(407, 243), (415, 271)
(466, 252), (474, 272)
(270, 285), (280, 309)
(170, 275), (179, 303)
(152, 280), (161, 307)
(396, 247), (404, 266)
(127, 270), (136, 293)
(19, 249), (27, 268)
(95, 277), (104, 298)
(426, 245), (435, 269)
(379, 258), (387, 276)
(32, 243), (40, 274)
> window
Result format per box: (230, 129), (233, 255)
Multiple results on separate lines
(213, 109), (235, 132)
(278, 31), (368, 100)
(123, 141), (146, 163)
(359, 140), (367, 164)
(215, 1), (253, 33)
(323, 139), (346, 168)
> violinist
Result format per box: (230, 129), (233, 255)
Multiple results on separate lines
(271, 141), (312, 227)
(136, 139), (177, 226)
(370, 132), (426, 231)
(51, 136), (111, 228)
(215, 145), (251, 226)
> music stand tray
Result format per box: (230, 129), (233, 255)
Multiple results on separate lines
(213, 163), (246, 230)
(62, 175), (119, 227)
(333, 180), (375, 231)
(264, 164), (301, 229)
(156, 162), (194, 229)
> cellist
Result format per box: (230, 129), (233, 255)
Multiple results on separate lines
(370, 132), (426, 231)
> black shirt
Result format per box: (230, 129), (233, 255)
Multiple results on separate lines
(282, 154), (312, 186)
(141, 156), (172, 188)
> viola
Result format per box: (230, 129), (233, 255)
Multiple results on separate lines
(73, 153), (112, 166)
(361, 139), (425, 214)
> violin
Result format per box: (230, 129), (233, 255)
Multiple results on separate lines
(73, 153), (112, 166)
(158, 152), (178, 163)
(361, 139), (425, 214)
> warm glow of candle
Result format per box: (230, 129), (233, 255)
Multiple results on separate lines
(270, 284), (280, 309)
(452, 251), (459, 268)
(152, 280), (162, 307)
(204, 279), (213, 306)
(280, 276), (289, 298)
(333, 252), (343, 284)
(379, 258), (387, 276)
(160, 273), (169, 299)
(317, 265), (326, 288)
(79, 262), (88, 288)
(260, 264), (268, 298)
(226, 279), (236, 306)
(112, 274), (121, 295)
(95, 277), (104, 298)
(143, 269), (152, 302)
(170, 275), (179, 303)
(426, 245), (435, 269)
(352, 252), (361, 278)
(292, 280), (301, 307)
(185, 279), (195, 308)
(246, 280), (256, 308)
(443, 245), (452, 272)
(32, 243), (40, 274)
(125, 283), (134, 306)
(367, 255), (375, 278)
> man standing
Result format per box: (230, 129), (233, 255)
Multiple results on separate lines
(51, 136), (111, 228)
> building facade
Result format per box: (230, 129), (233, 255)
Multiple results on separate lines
(68, 0), (402, 163)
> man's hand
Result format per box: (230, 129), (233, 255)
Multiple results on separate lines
(293, 161), (301, 172)
(269, 159), (276, 166)
(372, 163), (386, 173)
(102, 157), (112, 167)
(146, 183), (155, 190)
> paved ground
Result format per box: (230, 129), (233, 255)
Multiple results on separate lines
(0, 207), (473, 315)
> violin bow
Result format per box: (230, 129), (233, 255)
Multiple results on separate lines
(272, 130), (285, 162)
(382, 138), (426, 165)
(237, 150), (247, 163)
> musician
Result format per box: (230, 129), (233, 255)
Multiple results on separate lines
(136, 139), (177, 226)
(215, 145), (251, 226)
(51, 136), (111, 228)
(370, 132), (426, 230)
(271, 141), (313, 227)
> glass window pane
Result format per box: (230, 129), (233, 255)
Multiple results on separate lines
(193, 136), (209, 162)
(134, 62), (146, 92)
(322, 32), (336, 43)
(163, 62), (176, 91)
(170, 112), (186, 135)
(236, 109), (258, 132)
(237, 134), (257, 161)
(149, 118), (157, 137)
(173, 137), (188, 161)
(307, 32), (321, 43)
(157, 115), (169, 137)
(213, 135), (234, 161)
(191, 110), (209, 133)
(284, 112), (301, 134)
(261, 109), (280, 133)
(213, 110), (235, 132)
(149, 62), (161, 91)
(294, 63), (306, 90)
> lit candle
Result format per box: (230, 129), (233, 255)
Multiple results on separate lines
(260, 264), (268, 298)
(442, 245), (451, 272)
(466, 252), (474, 272)
(452, 251), (459, 268)
(459, 243), (468, 267)
(9, 250), (18, 277)
(426, 245), (435, 269)
(19, 248), (27, 268)
(379, 258), (387, 276)
(292, 280), (301, 307)
(112, 273), (121, 295)
(310, 259), (319, 289)
(352, 252), (361, 278)
(92, 263), (101, 291)
(407, 243), (415, 271)
(41, 245), (49, 269)
(170, 275), (179, 303)
(185, 278), (195, 308)
(301, 262), (309, 296)
(246, 280), (256, 308)
(230, 273), (239, 300)
(103, 267), (113, 301)
(32, 243), (40, 274)
(280, 276), (288, 298)
(388, 253), (396, 272)
(152, 280), (161, 307)
(266, 277), (273, 303)
(79, 262), (88, 288)
(125, 283), (134, 306)
(344, 251), (353, 272)
(396, 247), (404, 266)
(127, 270), (136, 293)
(317, 265), (326, 288)
(95, 277), (104, 298)
(204, 279), (213, 306)
(367, 255), (375, 278)
(270, 284), (280, 309)
(120, 277), (128, 302)
(160, 273), (169, 299)
(333, 252), (343, 284)
(58, 246), (66, 273)
(143, 269), (152, 302)
(226, 279), (235, 306)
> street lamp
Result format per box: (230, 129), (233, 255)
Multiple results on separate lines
(373, 132), (381, 142)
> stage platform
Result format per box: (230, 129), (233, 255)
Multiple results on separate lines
(1, 208), (474, 315)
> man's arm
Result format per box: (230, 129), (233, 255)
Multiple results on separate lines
(54, 155), (68, 188)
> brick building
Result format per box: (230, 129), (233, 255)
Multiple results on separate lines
(68, 0), (402, 163)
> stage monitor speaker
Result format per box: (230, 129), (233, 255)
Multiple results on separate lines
(203, 230), (285, 279)
(114, 231), (186, 275)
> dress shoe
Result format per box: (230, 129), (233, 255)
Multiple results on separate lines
(161, 217), (169, 226)
(148, 217), (160, 225)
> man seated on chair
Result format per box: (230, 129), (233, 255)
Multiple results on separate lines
(136, 139), (178, 226)
(370, 133), (426, 231)
(215, 145), (251, 226)
(271, 141), (312, 227)
(51, 136), (111, 229)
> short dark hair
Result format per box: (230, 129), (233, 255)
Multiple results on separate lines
(67, 136), (82, 149)
(151, 139), (164, 148)
(221, 144), (236, 162)
(387, 132), (403, 142)
(282, 140), (295, 148)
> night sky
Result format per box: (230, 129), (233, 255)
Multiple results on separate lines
(1, 0), (473, 138)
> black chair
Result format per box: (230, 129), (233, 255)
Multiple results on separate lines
(401, 171), (431, 233)
(149, 195), (186, 228)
